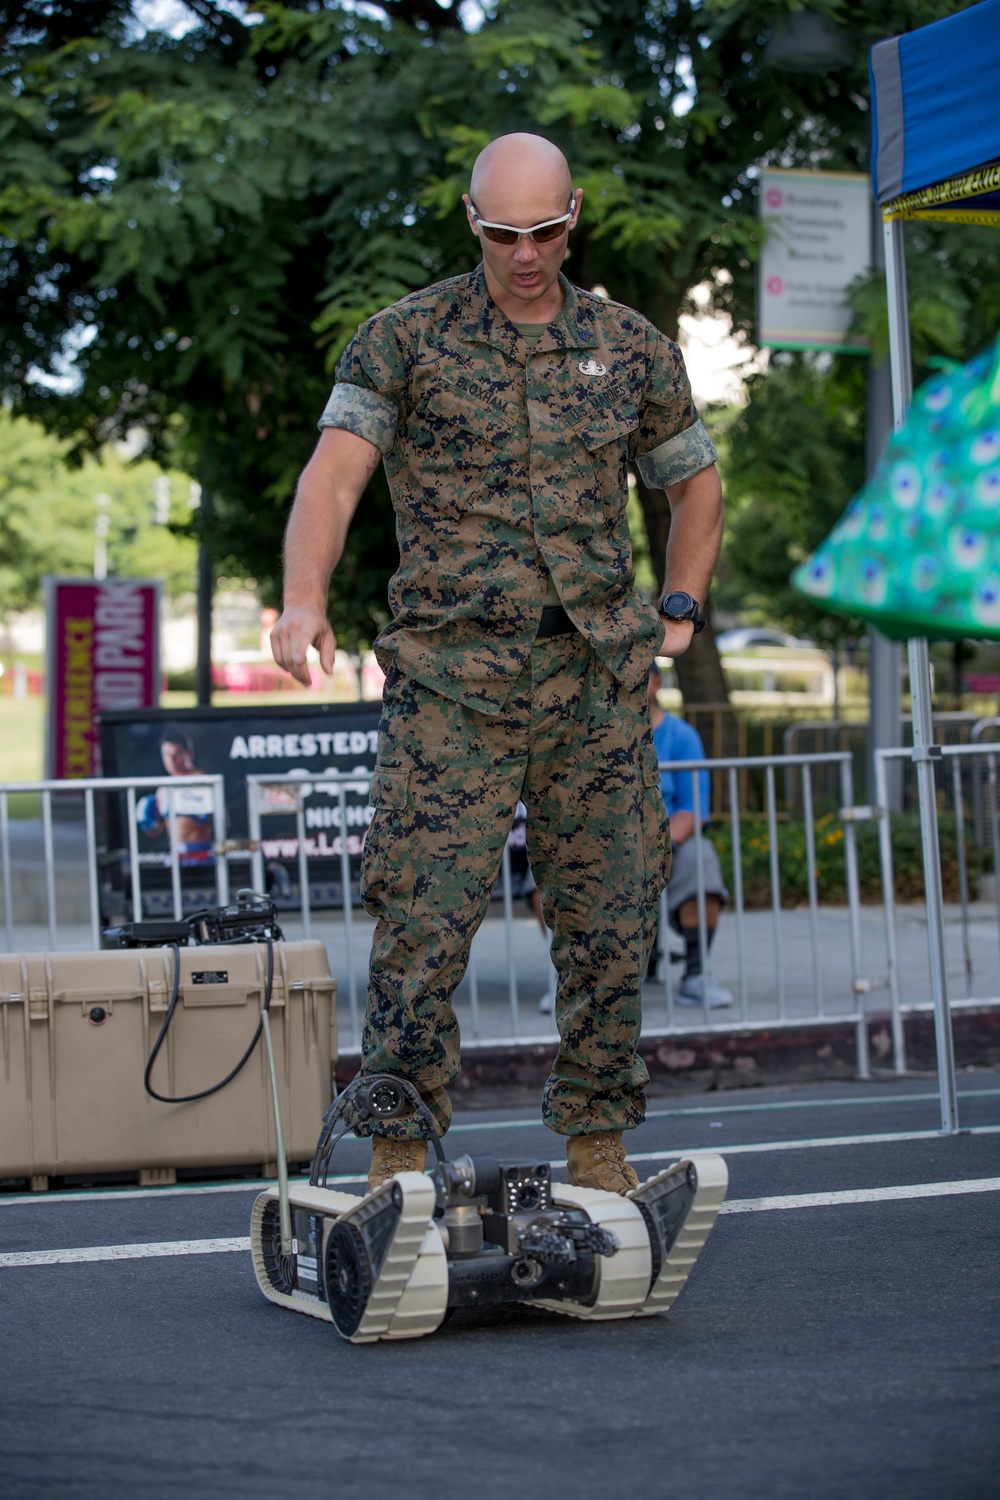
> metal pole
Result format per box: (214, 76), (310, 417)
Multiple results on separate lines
(728, 767), (748, 1021)
(212, 777), (229, 906)
(952, 758), (973, 996)
(988, 753), (1000, 980)
(195, 489), (213, 707)
(42, 792), (57, 950)
(885, 214), (959, 1134)
(295, 804), (311, 941)
(883, 218), (914, 426)
(126, 786), (143, 922)
(802, 766), (823, 1014)
(500, 843), (519, 1036)
(84, 788), (102, 950)
(336, 784), (358, 1046)
(840, 757), (869, 1080)
(260, 1009), (292, 1256)
(659, 887), (673, 1026)
(692, 774), (710, 1021)
(875, 750), (907, 1074)
(765, 765), (785, 1019)
(167, 794), (183, 921)
(0, 791), (13, 951)
(909, 702), (959, 1132)
(867, 203), (903, 810)
(869, 631), (904, 808)
(248, 784), (265, 894)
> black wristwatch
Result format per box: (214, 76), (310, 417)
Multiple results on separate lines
(658, 590), (706, 634)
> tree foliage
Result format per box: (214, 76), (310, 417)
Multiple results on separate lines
(720, 214), (1000, 645)
(715, 353), (867, 644)
(0, 0), (983, 660)
(0, 409), (198, 624)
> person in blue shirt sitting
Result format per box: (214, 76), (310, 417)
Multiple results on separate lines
(648, 662), (733, 1008)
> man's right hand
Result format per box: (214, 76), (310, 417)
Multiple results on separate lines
(270, 602), (336, 687)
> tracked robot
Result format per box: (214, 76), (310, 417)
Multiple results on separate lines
(250, 1018), (728, 1344)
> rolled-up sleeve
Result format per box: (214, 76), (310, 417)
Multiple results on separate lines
(318, 312), (408, 455)
(634, 331), (718, 489)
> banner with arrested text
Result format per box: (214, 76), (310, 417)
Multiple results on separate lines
(97, 701), (382, 911)
(95, 700), (533, 918)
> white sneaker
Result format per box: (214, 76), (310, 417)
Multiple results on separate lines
(538, 989), (555, 1014)
(677, 974), (734, 1009)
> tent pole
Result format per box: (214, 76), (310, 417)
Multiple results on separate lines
(867, 201), (903, 812)
(884, 216), (960, 1134)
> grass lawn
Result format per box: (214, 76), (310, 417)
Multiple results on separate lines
(0, 695), (45, 815)
(0, 695), (45, 780)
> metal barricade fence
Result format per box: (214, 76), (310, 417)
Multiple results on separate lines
(244, 770), (530, 1054)
(246, 772), (365, 1045)
(243, 754), (870, 1073)
(0, 757), (874, 1076)
(651, 750), (867, 1077)
(970, 717), (1000, 850)
(0, 775), (229, 952)
(783, 713), (988, 815)
(875, 742), (1000, 1075)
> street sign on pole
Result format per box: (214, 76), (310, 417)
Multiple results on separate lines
(758, 169), (872, 352)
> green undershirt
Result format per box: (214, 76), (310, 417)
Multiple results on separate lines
(513, 321), (561, 609)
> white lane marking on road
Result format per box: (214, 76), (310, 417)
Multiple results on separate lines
(2, 1125), (998, 1208)
(448, 1086), (1000, 1132)
(719, 1178), (1000, 1214)
(627, 1123), (1000, 1167)
(0, 1237), (250, 1268)
(3, 1177), (999, 1268)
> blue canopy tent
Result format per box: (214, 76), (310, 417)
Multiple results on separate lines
(868, 0), (1000, 1132)
(871, 0), (1000, 231)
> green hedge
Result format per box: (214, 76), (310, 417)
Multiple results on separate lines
(708, 813), (982, 908)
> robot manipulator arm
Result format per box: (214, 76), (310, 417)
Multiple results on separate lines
(432, 1152), (618, 1275)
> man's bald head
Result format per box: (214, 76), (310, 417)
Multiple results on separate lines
(469, 133), (573, 223)
(463, 132), (581, 319)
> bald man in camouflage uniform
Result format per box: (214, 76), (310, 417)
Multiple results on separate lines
(271, 134), (723, 1196)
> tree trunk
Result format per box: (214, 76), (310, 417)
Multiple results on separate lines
(633, 471), (740, 763)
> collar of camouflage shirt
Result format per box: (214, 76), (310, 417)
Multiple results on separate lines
(458, 267), (600, 359)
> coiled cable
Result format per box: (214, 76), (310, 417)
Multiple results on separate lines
(143, 935), (274, 1103)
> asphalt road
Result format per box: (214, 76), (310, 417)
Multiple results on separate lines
(1, 1074), (998, 1500)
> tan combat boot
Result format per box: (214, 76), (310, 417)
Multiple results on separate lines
(368, 1137), (428, 1192)
(566, 1132), (640, 1196)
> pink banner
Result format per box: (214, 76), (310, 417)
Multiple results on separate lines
(46, 579), (160, 779)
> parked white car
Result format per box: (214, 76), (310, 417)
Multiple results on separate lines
(715, 627), (817, 654)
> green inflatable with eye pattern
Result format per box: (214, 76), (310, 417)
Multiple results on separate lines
(793, 337), (1000, 640)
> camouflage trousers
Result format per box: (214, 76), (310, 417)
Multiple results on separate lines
(358, 629), (671, 1139)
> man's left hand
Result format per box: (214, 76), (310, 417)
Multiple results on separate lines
(659, 617), (696, 658)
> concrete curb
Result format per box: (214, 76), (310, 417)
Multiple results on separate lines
(336, 1006), (1000, 1104)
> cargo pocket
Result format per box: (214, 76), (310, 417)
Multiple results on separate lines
(570, 396), (640, 525)
(360, 767), (414, 923)
(640, 756), (672, 893)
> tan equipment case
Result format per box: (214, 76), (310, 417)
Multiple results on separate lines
(0, 940), (337, 1186)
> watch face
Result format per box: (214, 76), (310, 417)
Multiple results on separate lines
(661, 592), (698, 619)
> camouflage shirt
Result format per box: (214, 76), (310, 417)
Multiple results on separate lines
(320, 266), (717, 714)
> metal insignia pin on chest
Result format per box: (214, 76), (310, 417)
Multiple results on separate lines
(578, 359), (607, 376)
